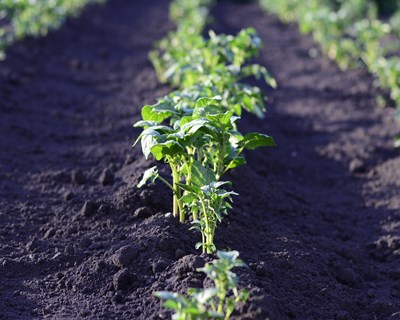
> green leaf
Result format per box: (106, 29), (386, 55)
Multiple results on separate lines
(141, 101), (177, 123)
(150, 140), (184, 161)
(180, 192), (197, 204)
(225, 156), (246, 170)
(217, 250), (239, 263)
(395, 135), (400, 148)
(139, 129), (162, 159)
(195, 242), (203, 249)
(133, 120), (159, 128)
(241, 132), (276, 150)
(177, 183), (201, 194)
(191, 160), (216, 187)
(206, 111), (233, 127)
(181, 118), (209, 134)
(195, 96), (222, 108)
(193, 104), (226, 117)
(209, 181), (232, 189)
(163, 299), (179, 310)
(137, 166), (159, 188)
(195, 288), (218, 304)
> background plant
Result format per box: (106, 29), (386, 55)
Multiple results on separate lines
(0, 0), (104, 59)
(260, 0), (400, 145)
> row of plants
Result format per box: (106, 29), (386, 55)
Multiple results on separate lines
(0, 0), (103, 59)
(260, 0), (400, 146)
(134, 0), (276, 318)
(134, 0), (276, 254)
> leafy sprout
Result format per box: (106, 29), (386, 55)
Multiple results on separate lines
(154, 251), (248, 320)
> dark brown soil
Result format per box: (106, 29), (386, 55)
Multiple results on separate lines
(1, 0), (399, 319)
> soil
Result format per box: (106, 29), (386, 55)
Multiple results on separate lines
(0, 0), (400, 319)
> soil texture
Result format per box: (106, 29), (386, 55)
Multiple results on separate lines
(0, 0), (399, 319)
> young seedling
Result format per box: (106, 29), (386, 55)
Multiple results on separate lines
(154, 251), (248, 320)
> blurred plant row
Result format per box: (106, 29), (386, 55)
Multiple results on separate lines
(0, 0), (103, 59)
(260, 0), (400, 145)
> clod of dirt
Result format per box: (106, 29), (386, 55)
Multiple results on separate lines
(255, 261), (270, 277)
(63, 191), (73, 201)
(242, 288), (290, 320)
(133, 206), (153, 219)
(26, 238), (40, 251)
(43, 228), (56, 239)
(113, 268), (132, 291)
(371, 300), (399, 318)
(79, 237), (92, 248)
(349, 158), (367, 174)
(176, 255), (205, 275)
(64, 245), (74, 256)
(335, 310), (351, 320)
(113, 291), (124, 304)
(152, 259), (169, 274)
(71, 169), (85, 185)
(97, 204), (110, 215)
(80, 201), (96, 217)
(99, 169), (114, 186)
(174, 249), (186, 260)
(335, 266), (359, 288)
(112, 245), (138, 268)
(389, 269), (400, 280)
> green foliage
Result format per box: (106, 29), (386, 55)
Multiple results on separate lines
(134, 0), (276, 253)
(0, 0), (103, 59)
(154, 251), (248, 320)
(260, 0), (400, 144)
(134, 96), (275, 252)
(150, 27), (275, 119)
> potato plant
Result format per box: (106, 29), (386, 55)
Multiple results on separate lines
(260, 0), (400, 145)
(134, 0), (276, 253)
(134, 96), (275, 252)
(0, 0), (104, 59)
(150, 28), (276, 118)
(154, 251), (248, 319)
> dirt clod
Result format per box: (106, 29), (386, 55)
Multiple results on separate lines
(113, 268), (132, 291)
(99, 169), (114, 186)
(112, 245), (138, 268)
(80, 201), (96, 217)
(71, 169), (85, 185)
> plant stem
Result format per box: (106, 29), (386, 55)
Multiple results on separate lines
(172, 168), (181, 220)
(200, 198), (213, 254)
(216, 136), (225, 180)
